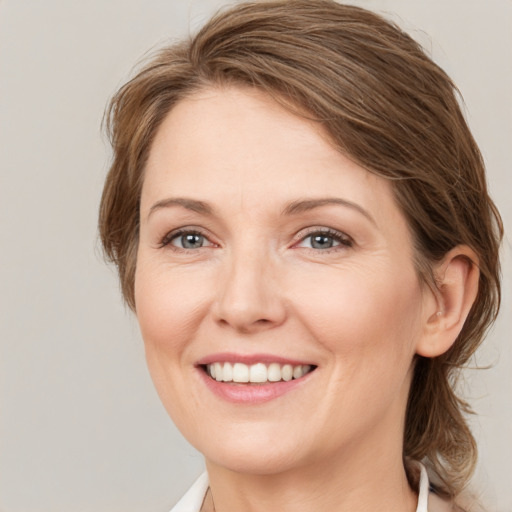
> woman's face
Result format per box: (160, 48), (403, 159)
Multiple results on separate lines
(135, 87), (429, 475)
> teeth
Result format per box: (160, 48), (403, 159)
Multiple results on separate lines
(293, 365), (304, 379)
(281, 364), (293, 381)
(214, 362), (223, 381)
(206, 362), (313, 383)
(233, 363), (249, 383)
(249, 363), (267, 383)
(222, 362), (233, 382)
(267, 363), (281, 382)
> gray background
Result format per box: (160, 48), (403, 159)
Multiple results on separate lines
(0, 0), (510, 510)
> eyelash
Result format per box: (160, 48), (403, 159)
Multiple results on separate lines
(296, 228), (353, 252)
(159, 227), (353, 253)
(159, 228), (213, 251)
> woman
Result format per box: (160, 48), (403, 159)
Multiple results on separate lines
(99, 1), (503, 511)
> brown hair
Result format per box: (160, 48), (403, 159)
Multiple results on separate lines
(99, 0), (502, 499)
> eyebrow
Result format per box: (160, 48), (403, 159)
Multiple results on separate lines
(282, 198), (376, 225)
(147, 196), (375, 225)
(148, 197), (214, 219)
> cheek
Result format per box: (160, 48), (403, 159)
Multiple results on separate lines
(287, 264), (422, 433)
(133, 260), (213, 430)
(288, 262), (423, 361)
(134, 260), (212, 359)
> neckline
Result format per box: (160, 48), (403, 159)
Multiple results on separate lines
(170, 462), (431, 512)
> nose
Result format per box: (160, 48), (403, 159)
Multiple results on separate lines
(212, 246), (287, 334)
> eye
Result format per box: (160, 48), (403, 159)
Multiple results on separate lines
(296, 229), (352, 250)
(174, 233), (206, 249)
(161, 229), (215, 250)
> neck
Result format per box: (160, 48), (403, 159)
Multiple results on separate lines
(203, 437), (417, 512)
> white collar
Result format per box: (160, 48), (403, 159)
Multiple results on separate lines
(417, 462), (430, 512)
(170, 463), (431, 512)
(171, 472), (209, 512)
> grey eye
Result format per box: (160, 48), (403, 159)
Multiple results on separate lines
(296, 229), (352, 251)
(175, 233), (205, 249)
(309, 234), (336, 249)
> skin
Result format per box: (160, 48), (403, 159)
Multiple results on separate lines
(134, 86), (479, 512)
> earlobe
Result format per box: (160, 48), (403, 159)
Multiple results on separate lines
(416, 246), (480, 358)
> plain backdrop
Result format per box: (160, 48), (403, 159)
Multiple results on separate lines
(0, 0), (510, 511)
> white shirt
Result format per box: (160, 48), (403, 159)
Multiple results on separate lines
(170, 463), (432, 512)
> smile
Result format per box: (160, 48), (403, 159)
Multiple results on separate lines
(197, 354), (318, 404)
(205, 362), (314, 384)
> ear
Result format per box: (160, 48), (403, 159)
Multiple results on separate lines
(416, 246), (480, 358)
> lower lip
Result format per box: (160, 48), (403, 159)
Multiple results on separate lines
(197, 368), (314, 404)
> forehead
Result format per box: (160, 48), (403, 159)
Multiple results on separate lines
(141, 86), (404, 231)
(144, 86), (344, 186)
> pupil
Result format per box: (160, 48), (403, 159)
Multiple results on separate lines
(182, 234), (203, 248)
(312, 234), (333, 249)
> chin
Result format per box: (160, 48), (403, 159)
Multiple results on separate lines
(205, 444), (305, 476)
(191, 422), (310, 475)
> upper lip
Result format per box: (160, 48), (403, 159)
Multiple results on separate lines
(195, 352), (316, 367)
